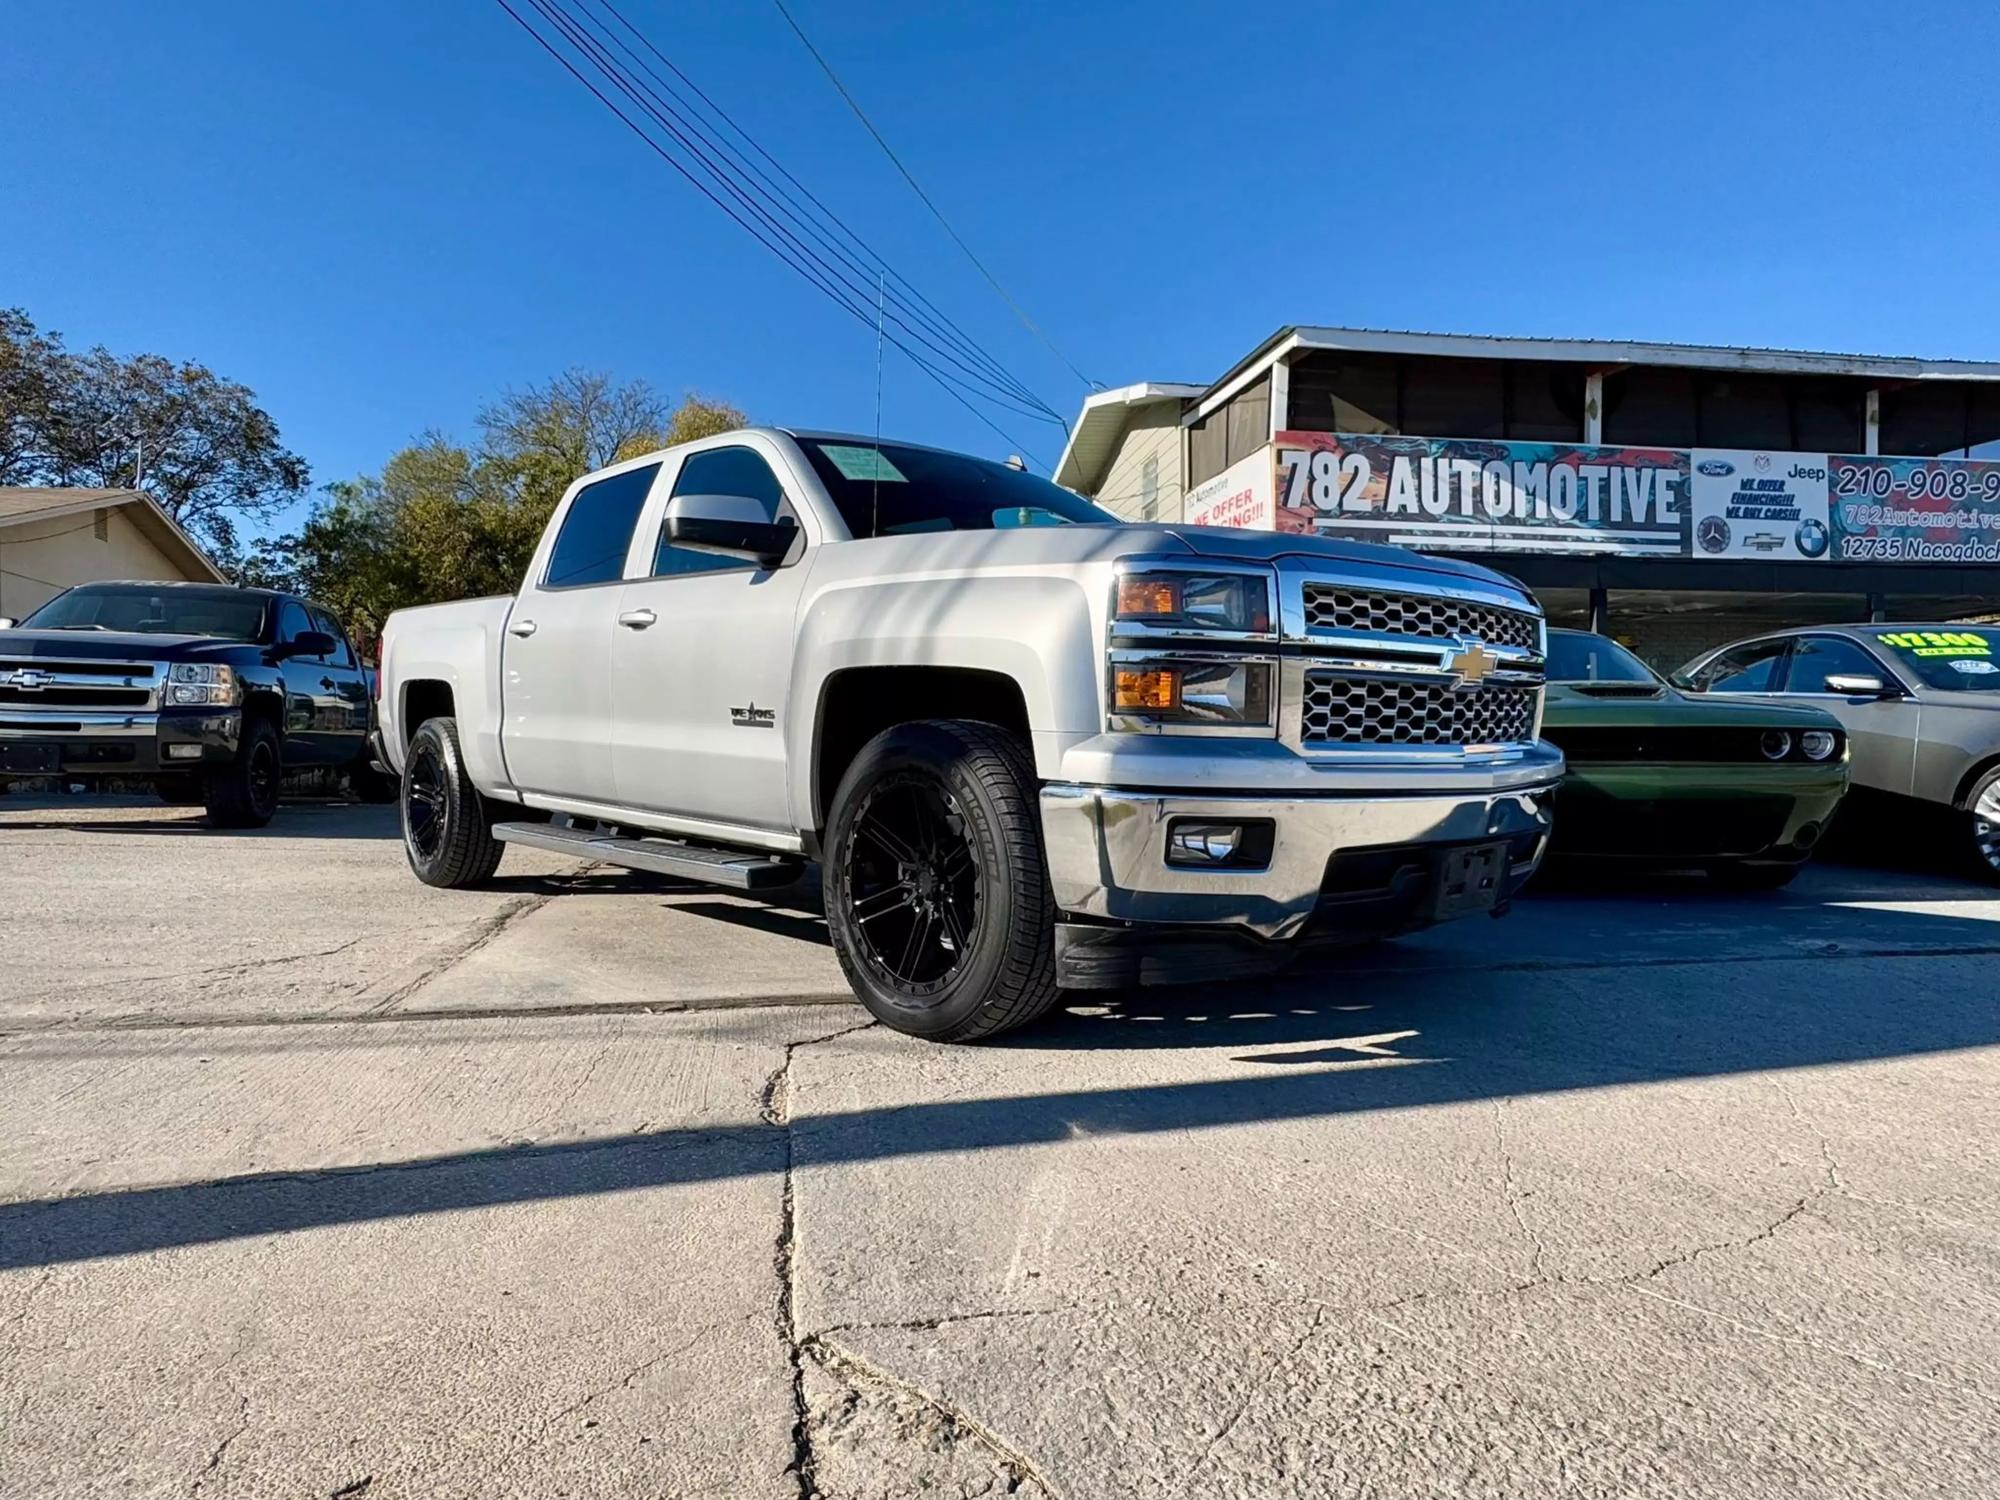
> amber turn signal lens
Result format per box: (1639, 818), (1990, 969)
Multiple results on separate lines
(1114, 668), (1179, 712)
(1116, 577), (1180, 617)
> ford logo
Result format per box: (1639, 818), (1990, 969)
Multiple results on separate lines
(1696, 459), (1734, 477)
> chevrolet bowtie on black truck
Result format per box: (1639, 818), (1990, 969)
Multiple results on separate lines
(0, 580), (393, 826)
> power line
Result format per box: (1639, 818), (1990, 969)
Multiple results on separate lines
(769, 0), (1097, 393)
(491, 0), (1058, 464)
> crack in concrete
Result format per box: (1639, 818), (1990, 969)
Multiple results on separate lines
(816, 1306), (1066, 1340)
(766, 1015), (878, 1497)
(189, 1392), (249, 1494)
(1492, 1098), (1545, 1282)
(361, 894), (552, 1015)
(803, 1333), (1061, 1499)
(1182, 1303), (1327, 1486)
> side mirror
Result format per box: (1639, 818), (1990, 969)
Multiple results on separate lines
(0, 618), (16, 631)
(1824, 673), (1893, 698)
(1669, 671), (1697, 690)
(280, 630), (339, 660)
(666, 494), (798, 569)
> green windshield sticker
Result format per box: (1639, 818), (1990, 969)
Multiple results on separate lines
(821, 445), (908, 483)
(1879, 630), (1993, 658)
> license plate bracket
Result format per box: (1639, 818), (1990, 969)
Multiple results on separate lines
(1431, 840), (1508, 921)
(0, 742), (61, 774)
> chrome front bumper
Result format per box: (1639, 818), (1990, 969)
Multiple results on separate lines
(1040, 776), (1557, 942)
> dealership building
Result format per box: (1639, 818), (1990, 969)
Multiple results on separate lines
(1054, 328), (2000, 665)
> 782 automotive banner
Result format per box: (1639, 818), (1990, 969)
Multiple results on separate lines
(1829, 455), (2000, 563)
(1272, 431), (1685, 555)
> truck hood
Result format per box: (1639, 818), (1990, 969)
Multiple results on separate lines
(0, 628), (251, 662)
(1162, 524), (1534, 595)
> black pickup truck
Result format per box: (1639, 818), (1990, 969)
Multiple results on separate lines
(0, 580), (393, 826)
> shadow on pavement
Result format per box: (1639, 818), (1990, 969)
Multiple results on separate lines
(5, 878), (1998, 1271)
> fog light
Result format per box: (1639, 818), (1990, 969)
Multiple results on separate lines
(1759, 730), (1792, 761)
(164, 743), (203, 760)
(1113, 667), (1179, 713)
(1168, 822), (1243, 865)
(1800, 730), (1837, 761)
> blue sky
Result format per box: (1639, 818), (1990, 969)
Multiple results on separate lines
(5, 0), (1997, 537)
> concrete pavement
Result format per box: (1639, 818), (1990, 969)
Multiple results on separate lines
(2, 795), (1998, 1497)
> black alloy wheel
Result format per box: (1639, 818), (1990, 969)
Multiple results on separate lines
(400, 716), (505, 888)
(203, 717), (282, 829)
(844, 772), (982, 990)
(823, 720), (1060, 1042)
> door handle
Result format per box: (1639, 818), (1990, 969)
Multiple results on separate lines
(618, 609), (657, 630)
(508, 619), (538, 638)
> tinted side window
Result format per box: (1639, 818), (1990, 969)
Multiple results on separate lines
(654, 447), (790, 578)
(544, 464), (661, 588)
(278, 600), (314, 647)
(1787, 636), (1883, 693)
(1694, 639), (1789, 693)
(311, 608), (356, 668)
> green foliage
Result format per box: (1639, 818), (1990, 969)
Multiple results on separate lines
(253, 375), (745, 653)
(0, 306), (308, 556)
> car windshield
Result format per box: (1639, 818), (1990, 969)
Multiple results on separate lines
(1867, 628), (2000, 691)
(797, 439), (1115, 537)
(1547, 631), (1660, 684)
(19, 584), (268, 641)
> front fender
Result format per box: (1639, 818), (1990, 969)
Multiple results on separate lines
(786, 572), (1102, 831)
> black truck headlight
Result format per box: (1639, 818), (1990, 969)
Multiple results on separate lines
(1115, 570), (1272, 636)
(165, 663), (240, 707)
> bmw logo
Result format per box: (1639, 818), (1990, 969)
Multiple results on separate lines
(1794, 518), (1830, 558)
(1696, 515), (1731, 553)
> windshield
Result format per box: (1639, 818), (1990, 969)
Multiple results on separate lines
(1547, 631), (1660, 684)
(1868, 628), (2000, 691)
(20, 584), (269, 641)
(798, 439), (1115, 537)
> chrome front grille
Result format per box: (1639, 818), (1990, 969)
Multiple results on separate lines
(1302, 674), (1539, 747)
(1300, 585), (1540, 650)
(0, 659), (158, 713)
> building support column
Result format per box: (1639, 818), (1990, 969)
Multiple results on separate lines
(1588, 585), (1610, 634)
(1865, 389), (1881, 455)
(1584, 372), (1605, 444)
(1867, 592), (1888, 622)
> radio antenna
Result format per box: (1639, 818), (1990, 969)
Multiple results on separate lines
(872, 270), (885, 540)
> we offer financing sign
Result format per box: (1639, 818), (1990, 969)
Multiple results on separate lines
(1688, 450), (1832, 560)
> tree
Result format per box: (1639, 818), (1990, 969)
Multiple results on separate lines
(0, 307), (308, 556)
(259, 376), (744, 653)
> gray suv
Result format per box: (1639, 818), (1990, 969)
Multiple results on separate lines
(1677, 624), (2000, 882)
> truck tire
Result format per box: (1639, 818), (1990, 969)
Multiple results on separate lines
(401, 716), (505, 888)
(154, 776), (204, 806)
(203, 718), (282, 828)
(823, 719), (1060, 1042)
(1963, 766), (2000, 886)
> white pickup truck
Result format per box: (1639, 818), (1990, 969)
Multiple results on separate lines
(377, 428), (1562, 1040)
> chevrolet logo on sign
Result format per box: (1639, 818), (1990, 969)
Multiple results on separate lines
(1442, 640), (1499, 691)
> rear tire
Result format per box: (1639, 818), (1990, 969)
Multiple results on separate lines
(203, 718), (281, 828)
(1962, 768), (2000, 886)
(401, 716), (504, 888)
(823, 720), (1059, 1042)
(1709, 861), (1801, 891)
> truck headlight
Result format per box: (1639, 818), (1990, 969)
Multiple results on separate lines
(165, 663), (240, 707)
(1110, 655), (1274, 729)
(1115, 570), (1272, 636)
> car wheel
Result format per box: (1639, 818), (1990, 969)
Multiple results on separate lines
(203, 718), (282, 828)
(401, 716), (504, 888)
(1709, 861), (1801, 891)
(349, 756), (398, 804)
(1963, 767), (2000, 885)
(823, 719), (1060, 1042)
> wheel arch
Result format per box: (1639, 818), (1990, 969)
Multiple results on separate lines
(1955, 751), (2000, 810)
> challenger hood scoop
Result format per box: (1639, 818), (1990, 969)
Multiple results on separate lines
(1566, 682), (1668, 699)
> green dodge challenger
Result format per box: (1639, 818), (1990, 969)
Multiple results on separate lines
(1538, 631), (1851, 888)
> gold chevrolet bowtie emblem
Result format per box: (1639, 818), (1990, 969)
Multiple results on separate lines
(1444, 640), (1498, 689)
